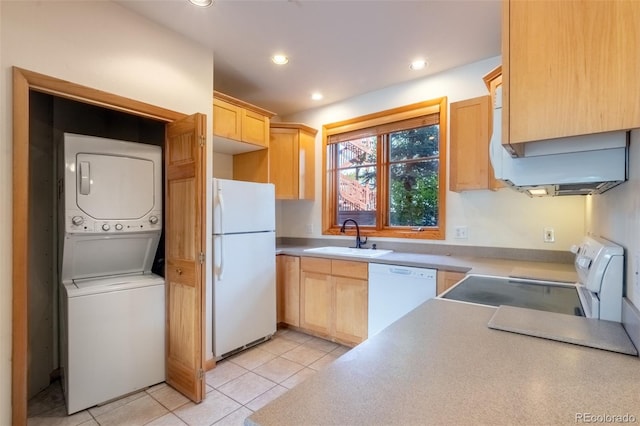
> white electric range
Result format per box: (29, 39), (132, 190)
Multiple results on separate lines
(574, 235), (624, 321)
(440, 235), (625, 322)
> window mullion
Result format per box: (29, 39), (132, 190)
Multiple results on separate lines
(378, 134), (387, 231)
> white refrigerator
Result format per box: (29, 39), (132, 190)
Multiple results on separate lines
(212, 178), (276, 358)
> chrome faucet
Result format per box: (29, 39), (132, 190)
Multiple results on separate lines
(340, 218), (367, 249)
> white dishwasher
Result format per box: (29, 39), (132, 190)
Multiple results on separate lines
(368, 263), (436, 337)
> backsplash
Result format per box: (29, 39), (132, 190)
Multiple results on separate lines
(277, 237), (574, 264)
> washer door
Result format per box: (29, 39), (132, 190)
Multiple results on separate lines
(61, 233), (160, 282)
(75, 153), (156, 220)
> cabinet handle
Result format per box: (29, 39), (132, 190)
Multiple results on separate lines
(176, 268), (183, 275)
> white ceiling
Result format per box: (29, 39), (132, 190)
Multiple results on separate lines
(117, 0), (501, 117)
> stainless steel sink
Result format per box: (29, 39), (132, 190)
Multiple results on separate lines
(303, 246), (393, 258)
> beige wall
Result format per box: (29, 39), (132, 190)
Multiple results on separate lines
(279, 56), (586, 251)
(0, 1), (214, 422)
(586, 130), (640, 310)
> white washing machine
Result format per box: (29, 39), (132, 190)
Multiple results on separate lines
(59, 133), (166, 414)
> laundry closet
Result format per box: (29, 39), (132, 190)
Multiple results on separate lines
(28, 91), (167, 413)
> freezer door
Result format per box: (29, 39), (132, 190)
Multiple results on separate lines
(213, 178), (275, 234)
(213, 231), (276, 357)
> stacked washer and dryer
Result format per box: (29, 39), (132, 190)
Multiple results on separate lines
(59, 133), (165, 414)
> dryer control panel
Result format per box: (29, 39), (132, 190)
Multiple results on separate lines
(66, 213), (162, 234)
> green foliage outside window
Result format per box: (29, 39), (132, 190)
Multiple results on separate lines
(337, 124), (440, 228)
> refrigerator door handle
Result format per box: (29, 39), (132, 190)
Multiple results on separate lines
(214, 234), (225, 281)
(217, 186), (225, 233)
(216, 187), (225, 280)
(219, 234), (224, 280)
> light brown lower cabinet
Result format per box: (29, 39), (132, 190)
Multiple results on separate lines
(276, 255), (301, 327)
(300, 257), (368, 346)
(333, 275), (368, 344)
(436, 270), (466, 296)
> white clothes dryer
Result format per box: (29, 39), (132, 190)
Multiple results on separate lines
(59, 133), (165, 414)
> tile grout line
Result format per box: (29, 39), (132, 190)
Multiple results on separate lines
(28, 332), (351, 426)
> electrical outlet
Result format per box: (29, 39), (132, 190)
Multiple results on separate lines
(543, 227), (555, 243)
(304, 224), (314, 235)
(454, 226), (468, 239)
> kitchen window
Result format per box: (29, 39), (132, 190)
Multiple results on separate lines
(322, 97), (447, 240)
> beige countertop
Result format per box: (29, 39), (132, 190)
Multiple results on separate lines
(277, 245), (578, 283)
(246, 299), (640, 426)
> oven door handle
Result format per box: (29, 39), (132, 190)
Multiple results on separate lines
(576, 284), (598, 319)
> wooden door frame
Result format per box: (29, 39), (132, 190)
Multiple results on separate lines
(11, 67), (190, 425)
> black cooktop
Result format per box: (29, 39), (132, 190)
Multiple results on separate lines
(441, 275), (584, 316)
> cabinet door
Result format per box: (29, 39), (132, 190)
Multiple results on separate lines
(449, 96), (491, 192)
(269, 128), (299, 199)
(436, 271), (466, 296)
(281, 256), (300, 327)
(165, 113), (207, 403)
(233, 150), (269, 183)
(505, 0), (640, 147)
(213, 98), (242, 140)
(297, 129), (315, 200)
(333, 276), (368, 345)
(299, 270), (332, 336)
(276, 256), (284, 323)
(242, 109), (269, 147)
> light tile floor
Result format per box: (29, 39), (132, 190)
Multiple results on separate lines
(27, 329), (350, 426)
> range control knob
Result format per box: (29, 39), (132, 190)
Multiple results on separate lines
(149, 216), (159, 225)
(71, 216), (84, 226)
(102, 223), (111, 231)
(115, 223), (123, 231)
(577, 256), (592, 269)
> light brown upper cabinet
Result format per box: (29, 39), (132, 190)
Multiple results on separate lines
(213, 90), (275, 149)
(449, 95), (497, 192)
(269, 123), (317, 200)
(503, 0), (640, 156)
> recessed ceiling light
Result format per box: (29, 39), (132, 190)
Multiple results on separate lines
(311, 92), (323, 101)
(410, 60), (428, 71)
(271, 55), (289, 65)
(188, 0), (213, 7)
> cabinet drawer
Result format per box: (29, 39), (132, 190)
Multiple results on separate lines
(331, 260), (368, 280)
(301, 257), (331, 274)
